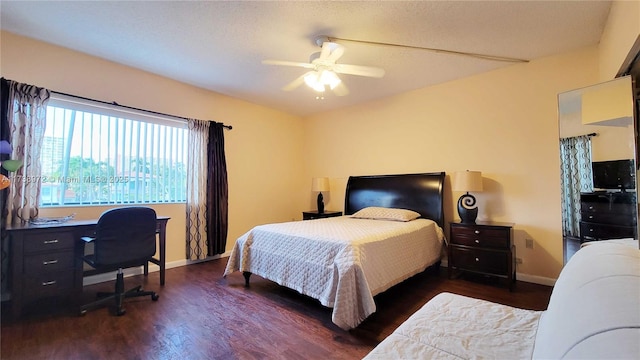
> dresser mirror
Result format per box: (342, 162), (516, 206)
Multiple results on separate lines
(558, 75), (638, 262)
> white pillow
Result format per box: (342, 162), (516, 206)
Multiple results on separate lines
(351, 207), (421, 222)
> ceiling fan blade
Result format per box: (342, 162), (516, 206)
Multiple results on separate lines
(318, 42), (345, 62)
(333, 63), (385, 78)
(332, 81), (349, 96)
(282, 72), (311, 91)
(319, 42), (332, 60)
(326, 43), (345, 62)
(262, 59), (314, 69)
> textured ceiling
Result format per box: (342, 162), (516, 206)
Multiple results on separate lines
(1, 1), (611, 116)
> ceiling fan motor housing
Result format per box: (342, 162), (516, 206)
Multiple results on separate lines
(314, 35), (330, 47)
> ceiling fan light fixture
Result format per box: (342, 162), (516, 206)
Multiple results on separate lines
(304, 70), (341, 92)
(304, 71), (325, 92)
(320, 70), (341, 90)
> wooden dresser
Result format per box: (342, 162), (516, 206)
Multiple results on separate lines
(448, 221), (515, 290)
(579, 192), (637, 242)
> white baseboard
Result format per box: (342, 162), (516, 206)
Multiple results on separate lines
(83, 251), (232, 286)
(440, 259), (556, 287)
(514, 273), (557, 287)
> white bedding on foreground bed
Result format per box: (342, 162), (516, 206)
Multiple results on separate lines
(224, 216), (444, 329)
(363, 292), (542, 359)
(365, 240), (640, 359)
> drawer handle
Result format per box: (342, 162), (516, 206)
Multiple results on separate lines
(475, 257), (480, 262)
(474, 239), (480, 244)
(43, 239), (59, 244)
(588, 215), (593, 219)
(43, 259), (59, 265)
(42, 280), (57, 286)
(589, 206), (594, 210)
(474, 230), (480, 234)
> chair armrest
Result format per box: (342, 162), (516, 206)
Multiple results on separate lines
(81, 236), (95, 243)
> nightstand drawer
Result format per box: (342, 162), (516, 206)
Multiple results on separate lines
(302, 211), (342, 220)
(23, 231), (75, 253)
(450, 226), (510, 249)
(450, 247), (509, 275)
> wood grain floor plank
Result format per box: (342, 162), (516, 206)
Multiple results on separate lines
(1, 257), (552, 359)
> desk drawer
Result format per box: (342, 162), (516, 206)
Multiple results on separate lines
(23, 231), (75, 253)
(23, 271), (74, 299)
(24, 250), (75, 275)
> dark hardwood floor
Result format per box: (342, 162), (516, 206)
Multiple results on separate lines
(564, 235), (581, 264)
(1, 258), (552, 360)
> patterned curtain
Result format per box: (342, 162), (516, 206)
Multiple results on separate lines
(0, 79), (49, 297)
(5, 81), (50, 224)
(186, 119), (209, 260)
(559, 135), (593, 237)
(206, 122), (228, 256)
(0, 79), (10, 297)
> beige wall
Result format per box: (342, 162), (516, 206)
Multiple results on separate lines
(1, 31), (306, 263)
(302, 46), (600, 280)
(2, 0), (638, 283)
(300, 0), (640, 281)
(599, 0), (640, 80)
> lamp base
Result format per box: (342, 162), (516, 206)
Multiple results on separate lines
(457, 193), (478, 224)
(317, 192), (325, 214)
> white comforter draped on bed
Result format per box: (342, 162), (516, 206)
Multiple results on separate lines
(363, 293), (543, 359)
(224, 216), (444, 329)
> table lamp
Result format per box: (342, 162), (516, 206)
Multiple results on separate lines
(311, 177), (330, 214)
(453, 170), (483, 224)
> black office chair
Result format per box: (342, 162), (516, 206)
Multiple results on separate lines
(80, 207), (160, 316)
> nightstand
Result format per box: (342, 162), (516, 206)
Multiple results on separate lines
(302, 210), (342, 220)
(448, 221), (515, 291)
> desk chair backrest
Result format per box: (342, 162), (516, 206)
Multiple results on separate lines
(93, 207), (157, 267)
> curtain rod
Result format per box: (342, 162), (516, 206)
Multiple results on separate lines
(51, 90), (232, 130)
(561, 132), (598, 140)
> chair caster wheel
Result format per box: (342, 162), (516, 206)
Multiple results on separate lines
(79, 309), (87, 316)
(152, 294), (159, 301)
(116, 308), (126, 316)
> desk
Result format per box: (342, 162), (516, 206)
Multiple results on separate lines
(5, 216), (169, 320)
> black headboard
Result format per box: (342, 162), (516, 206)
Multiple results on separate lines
(344, 172), (446, 228)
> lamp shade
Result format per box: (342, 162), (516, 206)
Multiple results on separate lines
(453, 171), (483, 192)
(311, 177), (330, 192)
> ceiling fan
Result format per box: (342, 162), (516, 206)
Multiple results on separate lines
(262, 36), (385, 96)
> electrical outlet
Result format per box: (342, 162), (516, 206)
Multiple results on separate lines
(525, 238), (534, 249)
(515, 257), (523, 264)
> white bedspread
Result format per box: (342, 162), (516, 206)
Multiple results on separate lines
(364, 292), (543, 359)
(224, 216), (444, 329)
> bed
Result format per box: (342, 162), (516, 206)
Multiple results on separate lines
(223, 172), (446, 329)
(364, 241), (640, 359)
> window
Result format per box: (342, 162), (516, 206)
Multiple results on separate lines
(41, 94), (188, 206)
